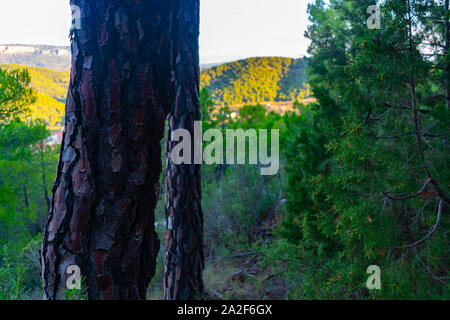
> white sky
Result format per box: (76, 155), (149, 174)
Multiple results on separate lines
(0, 0), (312, 64)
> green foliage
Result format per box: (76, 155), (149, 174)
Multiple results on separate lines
(60, 277), (89, 301)
(200, 90), (285, 253)
(264, 0), (450, 299)
(202, 165), (282, 252)
(0, 66), (60, 300)
(0, 119), (57, 219)
(0, 119), (57, 299)
(0, 245), (27, 300)
(0, 67), (35, 121)
(277, 104), (330, 244)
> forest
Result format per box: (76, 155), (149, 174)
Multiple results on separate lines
(0, 0), (448, 300)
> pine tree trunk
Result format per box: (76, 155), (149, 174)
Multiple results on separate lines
(164, 0), (204, 300)
(41, 0), (178, 300)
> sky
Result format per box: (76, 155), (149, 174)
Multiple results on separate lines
(0, 0), (312, 64)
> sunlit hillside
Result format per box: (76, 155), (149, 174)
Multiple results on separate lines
(1, 64), (68, 130)
(27, 92), (65, 131)
(0, 64), (69, 101)
(201, 57), (310, 106)
(2, 58), (310, 131)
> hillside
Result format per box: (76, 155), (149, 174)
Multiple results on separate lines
(1, 57), (309, 129)
(0, 48), (310, 106)
(200, 57), (309, 106)
(0, 64), (69, 130)
(1, 64), (69, 101)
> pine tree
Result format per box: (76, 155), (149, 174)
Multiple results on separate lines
(278, 0), (449, 299)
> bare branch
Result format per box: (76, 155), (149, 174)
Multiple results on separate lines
(413, 248), (447, 284)
(383, 178), (432, 201)
(376, 131), (413, 139)
(389, 199), (443, 250)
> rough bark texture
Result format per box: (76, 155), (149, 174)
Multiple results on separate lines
(164, 0), (204, 300)
(41, 0), (179, 300)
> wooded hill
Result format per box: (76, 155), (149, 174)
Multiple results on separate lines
(201, 57), (310, 106)
(1, 57), (309, 130)
(0, 64), (68, 130)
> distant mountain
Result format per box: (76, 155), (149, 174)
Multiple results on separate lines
(0, 44), (221, 71)
(200, 62), (223, 71)
(200, 57), (309, 106)
(0, 45), (71, 71)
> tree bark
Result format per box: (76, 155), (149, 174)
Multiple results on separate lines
(41, 0), (178, 300)
(164, 0), (204, 300)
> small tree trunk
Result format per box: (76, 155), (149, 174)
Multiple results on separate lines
(444, 0), (449, 109)
(164, 0), (204, 300)
(40, 142), (51, 212)
(41, 0), (177, 300)
(22, 173), (29, 208)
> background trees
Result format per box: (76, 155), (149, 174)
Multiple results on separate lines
(0, 68), (35, 120)
(0, 67), (56, 299)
